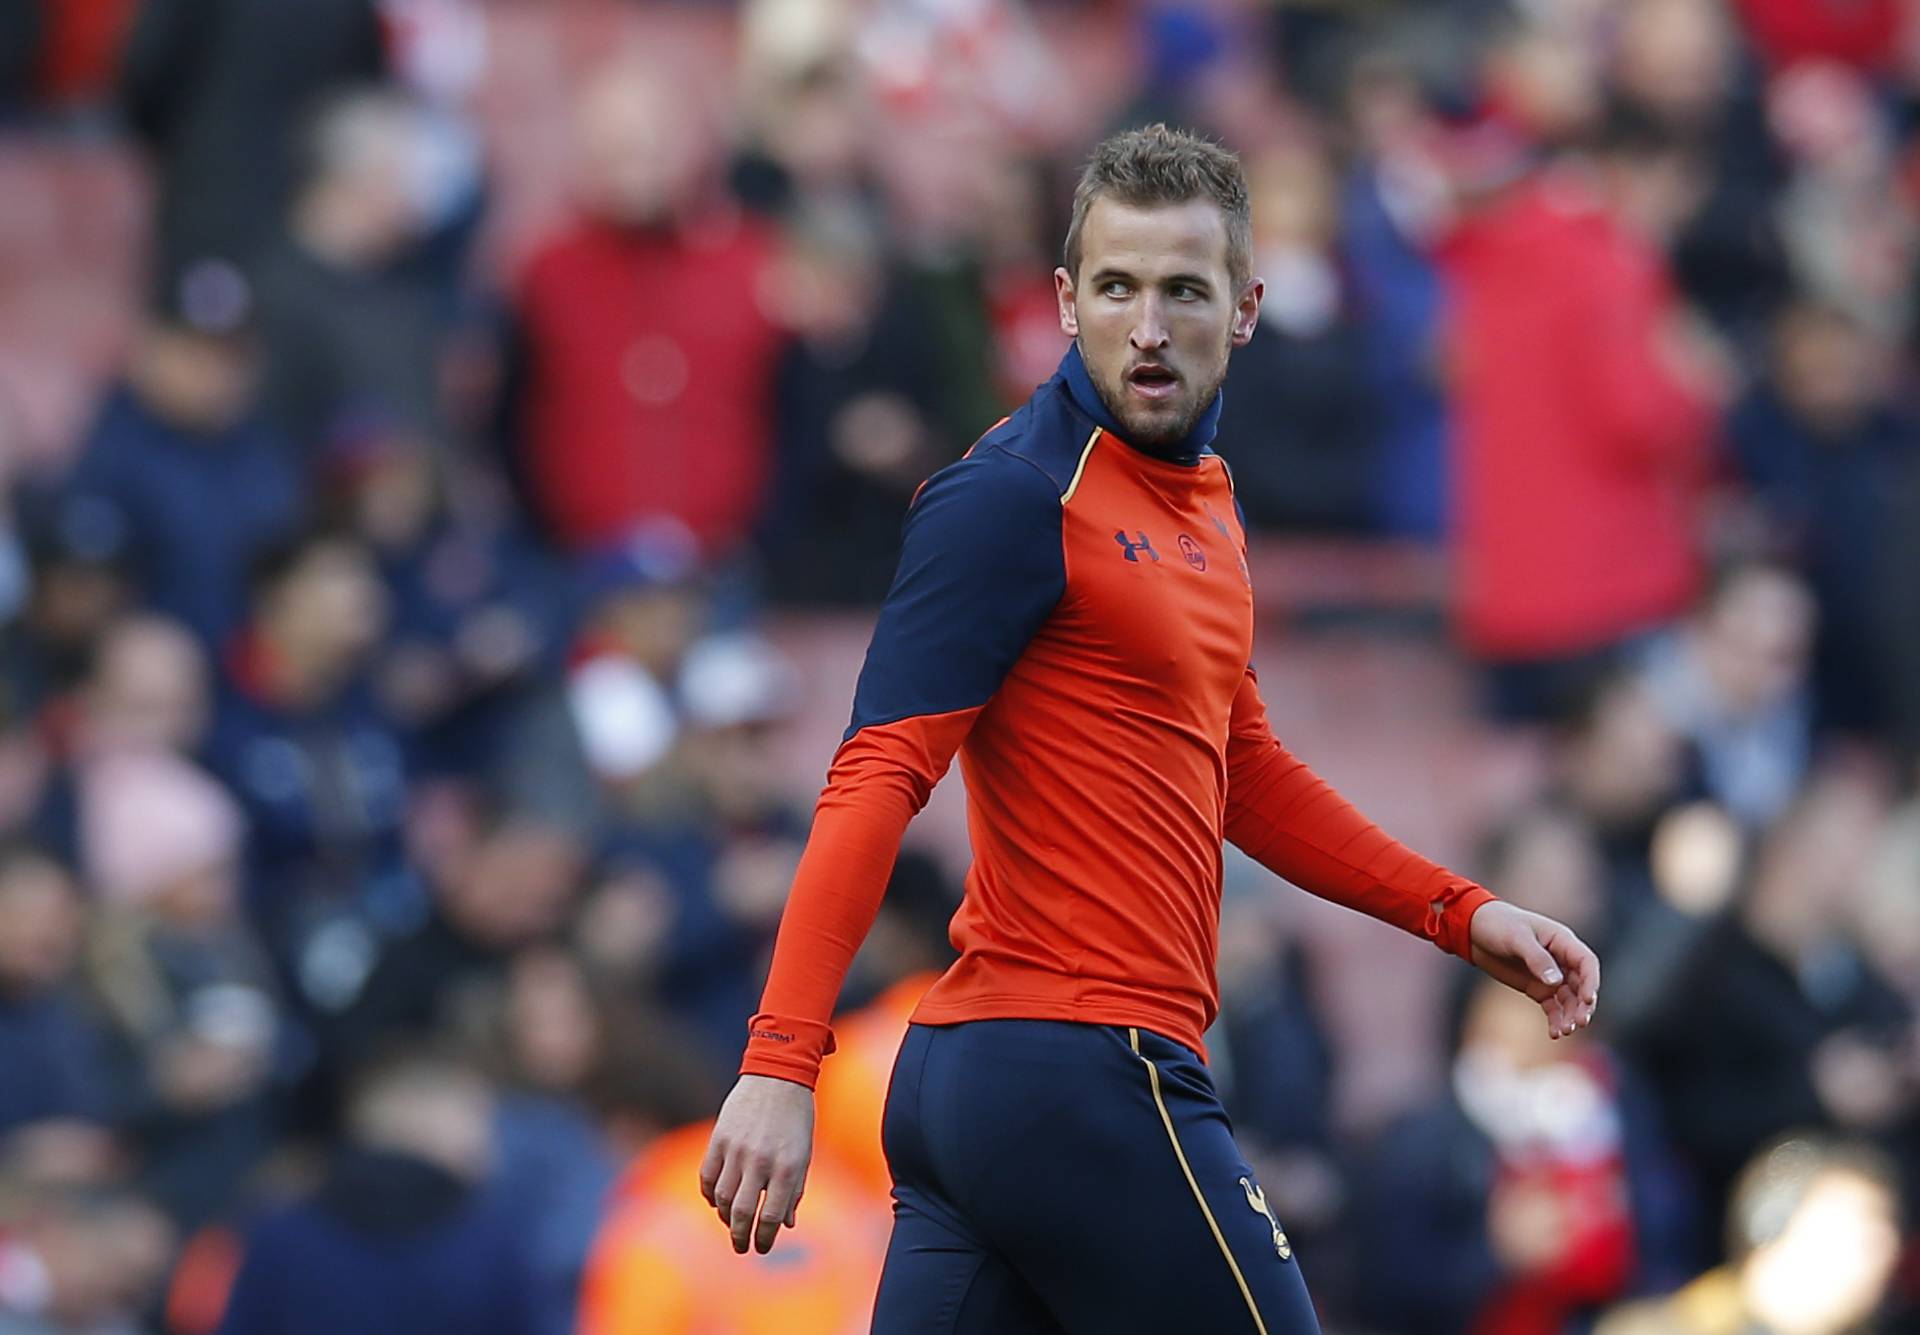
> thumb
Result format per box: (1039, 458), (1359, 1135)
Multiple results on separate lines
(1495, 916), (1562, 987)
(1519, 931), (1564, 988)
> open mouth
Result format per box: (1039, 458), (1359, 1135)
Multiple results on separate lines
(1126, 364), (1180, 401)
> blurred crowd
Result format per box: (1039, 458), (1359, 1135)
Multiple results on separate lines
(2, 0), (1920, 1331)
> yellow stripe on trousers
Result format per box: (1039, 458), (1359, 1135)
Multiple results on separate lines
(1128, 1027), (1270, 1335)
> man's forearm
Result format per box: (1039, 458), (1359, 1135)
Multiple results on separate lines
(740, 709), (977, 1087)
(1224, 740), (1493, 959)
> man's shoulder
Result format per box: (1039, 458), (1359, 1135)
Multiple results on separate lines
(944, 381), (1095, 501)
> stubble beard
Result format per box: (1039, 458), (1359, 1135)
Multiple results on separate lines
(1082, 333), (1233, 452)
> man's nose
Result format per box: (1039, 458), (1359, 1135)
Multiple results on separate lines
(1129, 298), (1170, 350)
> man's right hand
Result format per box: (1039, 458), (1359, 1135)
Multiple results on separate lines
(700, 1073), (816, 1255)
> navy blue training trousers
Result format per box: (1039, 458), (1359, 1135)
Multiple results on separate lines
(870, 1020), (1324, 1334)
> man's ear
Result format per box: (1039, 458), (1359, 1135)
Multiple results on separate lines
(1055, 267), (1079, 338)
(1230, 277), (1264, 348)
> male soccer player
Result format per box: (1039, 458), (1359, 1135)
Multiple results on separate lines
(701, 124), (1600, 1334)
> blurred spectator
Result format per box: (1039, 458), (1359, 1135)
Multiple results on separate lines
(1607, 0), (1790, 346)
(253, 89), (448, 469)
(730, 35), (876, 226)
(1726, 297), (1916, 736)
(968, 152), (1067, 411)
(1768, 62), (1916, 339)
(503, 528), (707, 828)
(213, 1045), (540, 1335)
(0, 844), (114, 1168)
(72, 616), (208, 763)
(1548, 672), (1689, 924)
(1623, 772), (1916, 1249)
(1340, 47), (1456, 539)
(576, 1021), (886, 1335)
(1597, 1136), (1902, 1335)
(118, 0), (385, 283)
(1539, 673), (1751, 1043)
(1214, 137), (1380, 534)
(323, 430), (565, 779)
(507, 57), (783, 560)
(470, 946), (621, 1335)
(1607, 0), (1739, 145)
(57, 298), (300, 652)
(1484, 795), (1742, 1112)
(1476, 805), (1608, 946)
(326, 801), (582, 1074)
(609, 632), (806, 1071)
(27, 613), (209, 865)
(1355, 976), (1692, 1335)
(1734, 0), (1905, 74)
(874, 119), (1022, 446)
(78, 753), (295, 1229)
(1637, 562), (1816, 830)
(1442, 111), (1725, 721)
(579, 1137), (884, 1334)
(1480, 8), (1605, 151)
(757, 204), (950, 607)
(3, 496), (140, 727)
(0, 1183), (173, 1335)
(201, 530), (405, 957)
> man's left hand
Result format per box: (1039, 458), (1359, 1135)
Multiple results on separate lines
(1468, 901), (1599, 1040)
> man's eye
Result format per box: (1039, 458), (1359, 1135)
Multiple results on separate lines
(1171, 284), (1200, 300)
(1102, 281), (1130, 298)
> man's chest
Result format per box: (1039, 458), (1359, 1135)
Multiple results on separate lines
(1032, 450), (1253, 710)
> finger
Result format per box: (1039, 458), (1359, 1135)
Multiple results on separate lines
(1544, 928), (1600, 1007)
(1546, 986), (1581, 1038)
(1543, 992), (1570, 1039)
(699, 1134), (726, 1207)
(1514, 929), (1565, 990)
(1552, 966), (1596, 1029)
(730, 1178), (764, 1254)
(774, 1167), (807, 1231)
(757, 1167), (801, 1254)
(1575, 947), (1601, 1010)
(711, 1151), (744, 1226)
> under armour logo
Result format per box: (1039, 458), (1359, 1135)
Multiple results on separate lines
(1240, 1176), (1292, 1261)
(1114, 530), (1159, 563)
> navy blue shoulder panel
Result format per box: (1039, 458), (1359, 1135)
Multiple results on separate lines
(980, 376), (1100, 494)
(844, 436), (1068, 740)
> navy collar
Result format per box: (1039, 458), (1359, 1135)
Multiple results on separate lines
(1057, 342), (1223, 465)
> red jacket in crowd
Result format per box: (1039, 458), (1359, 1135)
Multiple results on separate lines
(513, 211), (784, 558)
(1439, 172), (1717, 663)
(1734, 0), (1902, 73)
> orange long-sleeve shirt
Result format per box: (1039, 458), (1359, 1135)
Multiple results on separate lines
(742, 347), (1494, 1088)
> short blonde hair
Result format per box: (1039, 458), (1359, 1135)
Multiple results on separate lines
(1063, 123), (1251, 287)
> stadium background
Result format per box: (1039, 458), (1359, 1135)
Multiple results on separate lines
(2, 0), (1920, 1331)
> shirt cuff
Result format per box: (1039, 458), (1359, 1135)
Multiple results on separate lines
(739, 1015), (837, 1090)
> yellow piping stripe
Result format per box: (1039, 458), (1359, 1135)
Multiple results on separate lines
(1060, 428), (1100, 505)
(1130, 1028), (1270, 1335)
